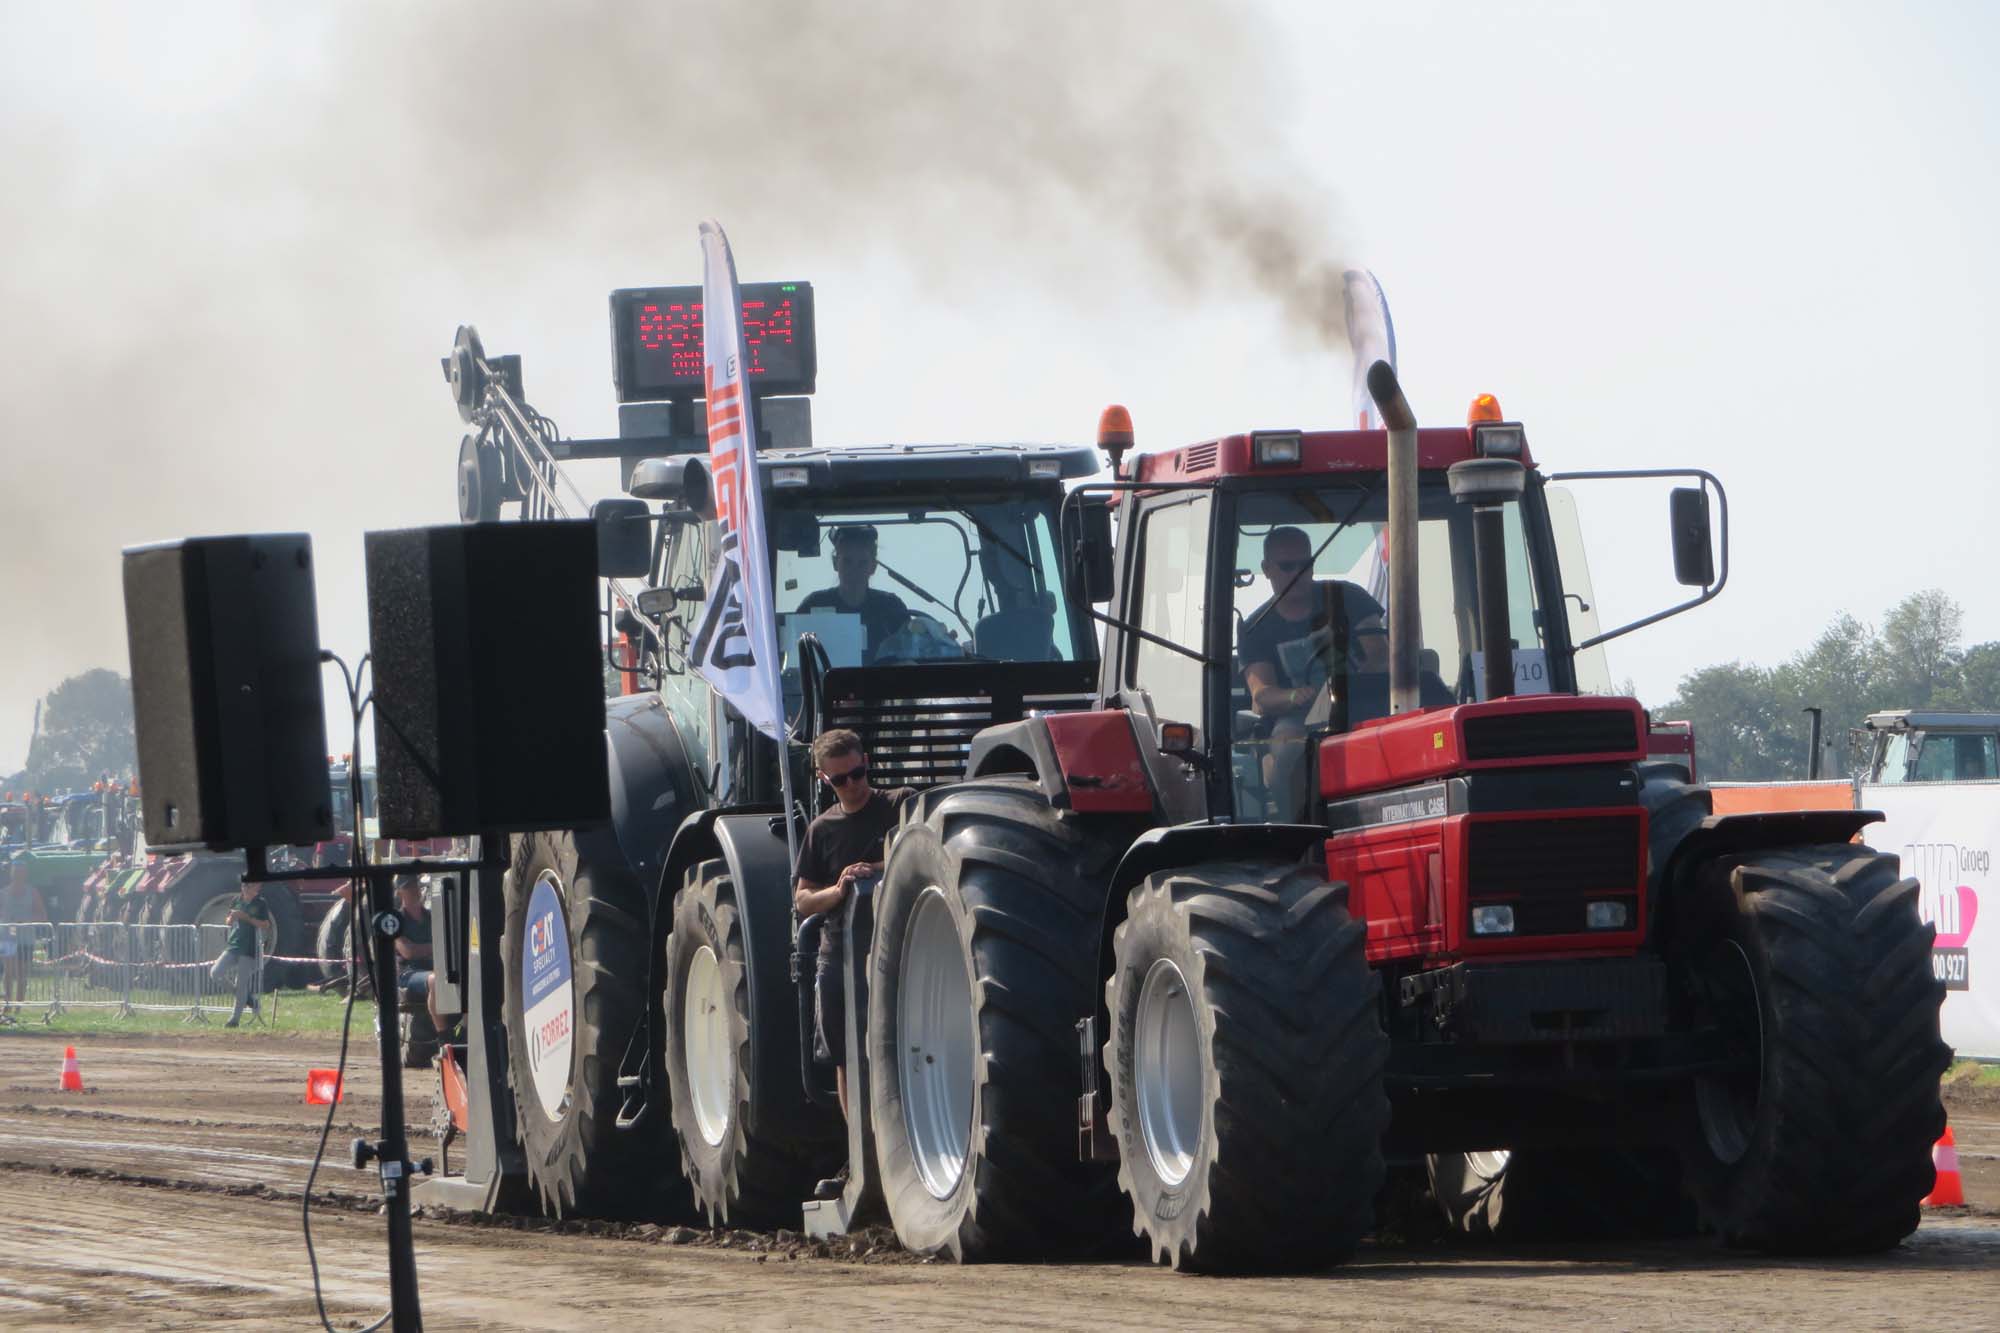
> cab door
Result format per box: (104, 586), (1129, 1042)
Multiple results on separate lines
(1114, 492), (1214, 824)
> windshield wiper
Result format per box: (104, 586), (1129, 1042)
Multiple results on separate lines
(875, 557), (977, 637)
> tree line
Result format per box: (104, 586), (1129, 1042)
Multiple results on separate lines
(1652, 590), (1999, 782)
(3, 668), (136, 795)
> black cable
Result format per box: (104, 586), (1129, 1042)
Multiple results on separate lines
(303, 650), (390, 1333)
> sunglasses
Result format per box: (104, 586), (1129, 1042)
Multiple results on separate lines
(824, 763), (869, 788)
(1270, 558), (1311, 574)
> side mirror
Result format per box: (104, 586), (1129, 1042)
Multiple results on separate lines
(591, 498), (652, 579)
(1063, 496), (1115, 605)
(1669, 487), (1715, 587)
(634, 587), (676, 619)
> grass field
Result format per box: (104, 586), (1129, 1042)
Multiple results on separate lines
(0, 989), (359, 1037)
(1949, 1059), (2000, 1087)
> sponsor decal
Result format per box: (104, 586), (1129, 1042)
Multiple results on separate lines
(521, 873), (575, 1118)
(1905, 842), (1982, 993)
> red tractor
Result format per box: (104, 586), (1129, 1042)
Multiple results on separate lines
(848, 362), (1949, 1270)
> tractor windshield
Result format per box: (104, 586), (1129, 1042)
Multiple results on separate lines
(1226, 479), (1550, 819)
(770, 494), (1088, 669)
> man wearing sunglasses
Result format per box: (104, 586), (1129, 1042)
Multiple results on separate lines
(1240, 526), (1385, 724)
(794, 730), (917, 1173)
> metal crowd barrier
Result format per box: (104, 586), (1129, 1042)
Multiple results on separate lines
(0, 921), (289, 1026)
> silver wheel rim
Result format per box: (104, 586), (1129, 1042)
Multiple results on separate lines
(1466, 1149), (1511, 1182)
(684, 944), (734, 1148)
(900, 887), (975, 1200)
(1696, 938), (1764, 1165)
(1135, 957), (1204, 1189)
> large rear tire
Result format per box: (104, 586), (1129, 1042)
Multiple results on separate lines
(869, 780), (1123, 1261)
(1425, 761), (1708, 1240)
(501, 831), (681, 1218)
(1106, 861), (1389, 1273)
(664, 858), (839, 1226)
(1669, 842), (1949, 1252)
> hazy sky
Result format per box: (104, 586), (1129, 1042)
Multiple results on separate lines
(2, 1), (1995, 774)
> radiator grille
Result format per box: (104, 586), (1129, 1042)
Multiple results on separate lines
(1467, 815), (1642, 899)
(1463, 708), (1637, 761)
(821, 662), (1093, 789)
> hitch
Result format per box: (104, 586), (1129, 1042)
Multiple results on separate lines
(1399, 963), (1468, 1031)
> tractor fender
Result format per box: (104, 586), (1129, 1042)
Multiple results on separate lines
(966, 710), (1156, 814)
(1093, 821), (1332, 1002)
(1654, 808), (1883, 932)
(588, 692), (701, 909)
(654, 805), (817, 1142)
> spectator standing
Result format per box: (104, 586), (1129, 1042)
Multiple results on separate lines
(793, 729), (916, 1200)
(1, 858), (49, 1022)
(209, 879), (274, 1027)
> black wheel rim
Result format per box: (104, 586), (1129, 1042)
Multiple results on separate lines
(1693, 938), (1763, 1165)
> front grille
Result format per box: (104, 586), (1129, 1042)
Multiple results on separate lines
(821, 662), (1092, 789)
(1463, 708), (1637, 761)
(1467, 815), (1642, 899)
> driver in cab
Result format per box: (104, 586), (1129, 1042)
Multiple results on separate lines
(1240, 526), (1385, 731)
(795, 524), (910, 661)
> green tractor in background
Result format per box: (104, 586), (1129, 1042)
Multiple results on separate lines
(9, 785), (127, 923)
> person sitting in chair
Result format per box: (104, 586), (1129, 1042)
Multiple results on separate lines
(795, 525), (910, 661)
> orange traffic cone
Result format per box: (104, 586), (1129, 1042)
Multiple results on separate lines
(305, 1069), (344, 1105)
(1924, 1125), (1965, 1207)
(58, 1046), (84, 1093)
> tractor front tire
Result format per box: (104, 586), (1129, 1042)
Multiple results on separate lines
(501, 831), (681, 1218)
(1670, 843), (1949, 1252)
(664, 858), (838, 1226)
(869, 780), (1123, 1261)
(1106, 861), (1389, 1273)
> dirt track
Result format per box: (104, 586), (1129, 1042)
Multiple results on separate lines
(1, 1030), (1996, 1330)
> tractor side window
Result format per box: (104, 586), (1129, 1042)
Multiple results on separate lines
(658, 519), (715, 781)
(1126, 496), (1212, 729)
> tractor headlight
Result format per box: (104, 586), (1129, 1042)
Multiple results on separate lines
(1252, 432), (1302, 467)
(1586, 900), (1630, 931)
(1471, 905), (1516, 936)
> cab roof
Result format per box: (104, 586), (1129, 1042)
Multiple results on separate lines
(1863, 710), (2000, 732)
(1133, 426), (1531, 486)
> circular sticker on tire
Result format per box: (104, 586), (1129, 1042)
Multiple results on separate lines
(521, 870), (575, 1121)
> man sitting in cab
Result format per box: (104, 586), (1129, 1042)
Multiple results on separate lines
(794, 525), (910, 662)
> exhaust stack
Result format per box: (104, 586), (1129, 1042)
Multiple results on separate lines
(1365, 361), (1421, 716)
(1447, 457), (1528, 702)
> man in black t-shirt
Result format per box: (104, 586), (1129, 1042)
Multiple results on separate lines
(794, 729), (915, 1177)
(794, 525), (911, 661)
(1239, 526), (1386, 723)
(1239, 527), (1385, 819)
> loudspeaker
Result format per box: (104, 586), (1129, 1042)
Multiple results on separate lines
(365, 522), (609, 838)
(122, 535), (334, 850)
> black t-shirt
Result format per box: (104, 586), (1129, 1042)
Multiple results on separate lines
(796, 587), (911, 659)
(798, 786), (916, 956)
(394, 904), (434, 964)
(1238, 582), (1386, 691)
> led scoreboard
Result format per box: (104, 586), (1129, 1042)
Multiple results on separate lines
(610, 281), (816, 403)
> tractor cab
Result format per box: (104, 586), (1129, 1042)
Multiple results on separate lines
(1857, 710), (2000, 783)
(1074, 395), (1721, 831)
(0, 798), (27, 849)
